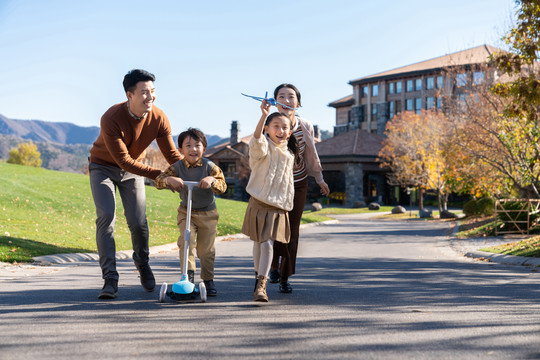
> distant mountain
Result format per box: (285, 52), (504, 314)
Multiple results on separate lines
(0, 114), (100, 145)
(0, 113), (227, 174)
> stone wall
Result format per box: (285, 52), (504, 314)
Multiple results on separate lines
(345, 163), (364, 207)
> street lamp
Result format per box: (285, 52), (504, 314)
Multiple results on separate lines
(406, 187), (413, 217)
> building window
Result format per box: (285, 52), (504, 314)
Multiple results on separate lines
(426, 97), (434, 109)
(426, 77), (434, 90)
(436, 97), (442, 109)
(221, 162), (236, 178)
(458, 93), (467, 110)
(406, 98), (414, 111)
(372, 84), (379, 97)
(395, 100), (402, 114)
(436, 76), (444, 89)
(456, 73), (467, 87)
(388, 101), (394, 119)
(415, 98), (422, 114)
(388, 82), (395, 94)
(415, 78), (422, 91)
(371, 103), (377, 117)
(407, 79), (414, 92)
(396, 81), (402, 93)
(362, 86), (369, 97)
(473, 71), (484, 85)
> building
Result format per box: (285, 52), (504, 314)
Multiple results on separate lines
(206, 121), (251, 201)
(323, 44), (501, 206)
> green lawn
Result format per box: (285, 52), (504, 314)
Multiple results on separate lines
(480, 236), (540, 258)
(0, 162), (257, 262)
(2, 162), (396, 263)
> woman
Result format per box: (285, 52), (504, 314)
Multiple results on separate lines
(269, 83), (330, 293)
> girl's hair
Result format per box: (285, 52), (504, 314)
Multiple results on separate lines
(265, 112), (298, 156)
(273, 83), (301, 107)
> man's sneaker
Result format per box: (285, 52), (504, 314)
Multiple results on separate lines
(204, 280), (217, 297)
(188, 270), (195, 284)
(137, 263), (155, 292)
(98, 278), (118, 299)
(269, 270), (280, 284)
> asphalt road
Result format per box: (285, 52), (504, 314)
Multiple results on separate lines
(2, 214), (540, 359)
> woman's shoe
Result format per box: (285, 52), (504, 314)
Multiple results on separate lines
(279, 282), (292, 293)
(269, 270), (280, 284)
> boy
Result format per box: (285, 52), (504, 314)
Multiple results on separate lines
(154, 128), (226, 296)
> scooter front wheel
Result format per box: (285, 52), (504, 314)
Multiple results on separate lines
(159, 282), (168, 303)
(199, 281), (207, 303)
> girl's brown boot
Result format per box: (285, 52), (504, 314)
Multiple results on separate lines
(253, 275), (268, 302)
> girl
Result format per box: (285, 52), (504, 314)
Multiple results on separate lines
(241, 100), (297, 302)
(269, 84), (330, 293)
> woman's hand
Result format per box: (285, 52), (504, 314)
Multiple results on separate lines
(319, 181), (330, 196)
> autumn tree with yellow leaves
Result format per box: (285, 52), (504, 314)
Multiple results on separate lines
(445, 0), (540, 199)
(378, 110), (454, 212)
(7, 141), (42, 168)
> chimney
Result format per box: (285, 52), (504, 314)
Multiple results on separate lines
(230, 121), (239, 145)
(313, 125), (321, 141)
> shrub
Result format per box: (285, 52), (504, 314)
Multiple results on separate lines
(463, 199), (477, 216)
(476, 197), (495, 216)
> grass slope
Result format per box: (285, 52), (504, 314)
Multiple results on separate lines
(0, 162), (342, 262)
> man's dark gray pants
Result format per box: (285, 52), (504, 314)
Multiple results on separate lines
(89, 163), (150, 280)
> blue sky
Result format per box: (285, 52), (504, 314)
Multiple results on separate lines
(0, 0), (515, 139)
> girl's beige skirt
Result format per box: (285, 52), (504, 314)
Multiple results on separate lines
(242, 197), (290, 243)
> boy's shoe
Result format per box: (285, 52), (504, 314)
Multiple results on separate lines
(137, 263), (155, 292)
(279, 282), (293, 293)
(98, 278), (118, 299)
(204, 280), (217, 296)
(269, 270), (280, 284)
(188, 270), (195, 283)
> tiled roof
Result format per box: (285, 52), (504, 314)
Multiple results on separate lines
(349, 44), (503, 85)
(316, 129), (384, 157)
(328, 94), (354, 108)
(205, 135), (252, 156)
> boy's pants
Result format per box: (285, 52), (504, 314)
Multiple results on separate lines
(89, 162), (149, 280)
(176, 206), (219, 281)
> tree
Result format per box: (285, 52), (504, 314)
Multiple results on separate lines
(7, 141), (42, 167)
(444, 64), (520, 198)
(446, 0), (540, 199)
(378, 110), (453, 212)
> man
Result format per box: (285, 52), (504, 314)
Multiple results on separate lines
(89, 69), (182, 299)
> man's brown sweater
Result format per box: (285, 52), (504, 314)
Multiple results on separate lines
(89, 102), (181, 179)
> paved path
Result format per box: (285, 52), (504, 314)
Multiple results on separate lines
(2, 215), (540, 359)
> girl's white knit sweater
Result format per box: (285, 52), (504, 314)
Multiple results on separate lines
(245, 134), (294, 211)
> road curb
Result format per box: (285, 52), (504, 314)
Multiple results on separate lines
(32, 219), (340, 265)
(451, 219), (540, 267)
(464, 249), (540, 267)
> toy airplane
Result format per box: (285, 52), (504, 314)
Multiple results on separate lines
(241, 92), (300, 111)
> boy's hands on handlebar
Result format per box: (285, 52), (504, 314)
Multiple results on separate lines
(166, 176), (184, 192)
(199, 176), (215, 190)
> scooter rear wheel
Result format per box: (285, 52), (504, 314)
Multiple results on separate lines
(159, 282), (168, 303)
